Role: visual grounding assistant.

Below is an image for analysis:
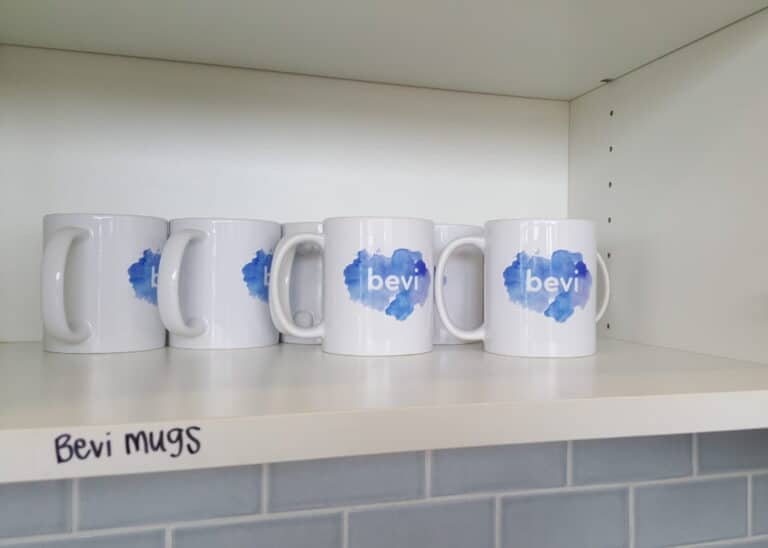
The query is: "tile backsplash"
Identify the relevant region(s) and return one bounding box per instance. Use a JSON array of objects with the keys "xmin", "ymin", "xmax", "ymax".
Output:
[{"xmin": 2, "ymin": 430, "xmax": 768, "ymax": 548}]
